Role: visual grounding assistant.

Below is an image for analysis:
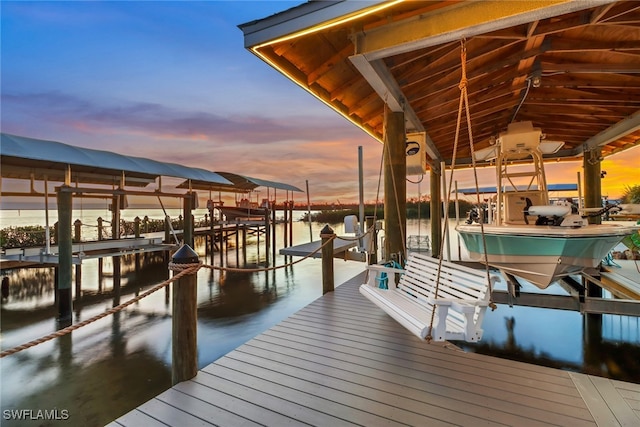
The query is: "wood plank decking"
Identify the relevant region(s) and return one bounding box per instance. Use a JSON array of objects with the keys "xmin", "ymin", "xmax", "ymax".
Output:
[{"xmin": 111, "ymin": 272, "xmax": 640, "ymax": 426}]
